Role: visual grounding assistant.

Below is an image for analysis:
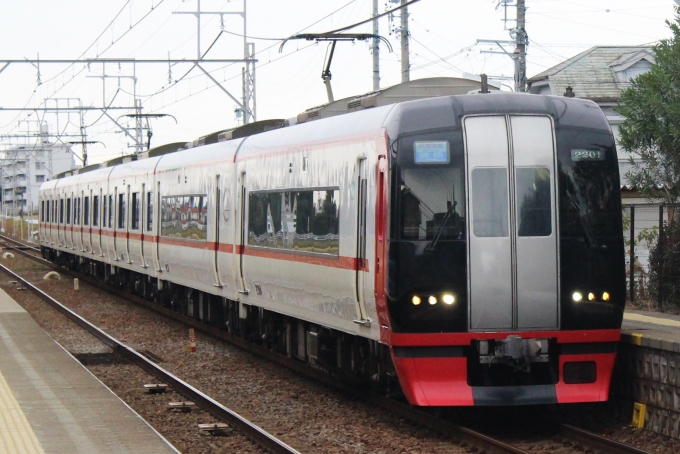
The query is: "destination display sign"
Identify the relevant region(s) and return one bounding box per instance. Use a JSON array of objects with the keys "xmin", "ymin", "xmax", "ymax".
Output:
[{"xmin": 414, "ymin": 141, "xmax": 450, "ymax": 164}]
